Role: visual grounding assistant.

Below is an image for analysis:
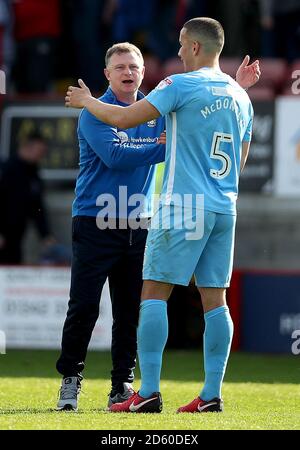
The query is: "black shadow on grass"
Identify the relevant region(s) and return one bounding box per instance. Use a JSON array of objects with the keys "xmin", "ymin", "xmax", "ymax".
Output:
[
  {"xmin": 0, "ymin": 407, "xmax": 111, "ymax": 415},
  {"xmin": 0, "ymin": 408, "xmax": 83, "ymax": 415}
]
